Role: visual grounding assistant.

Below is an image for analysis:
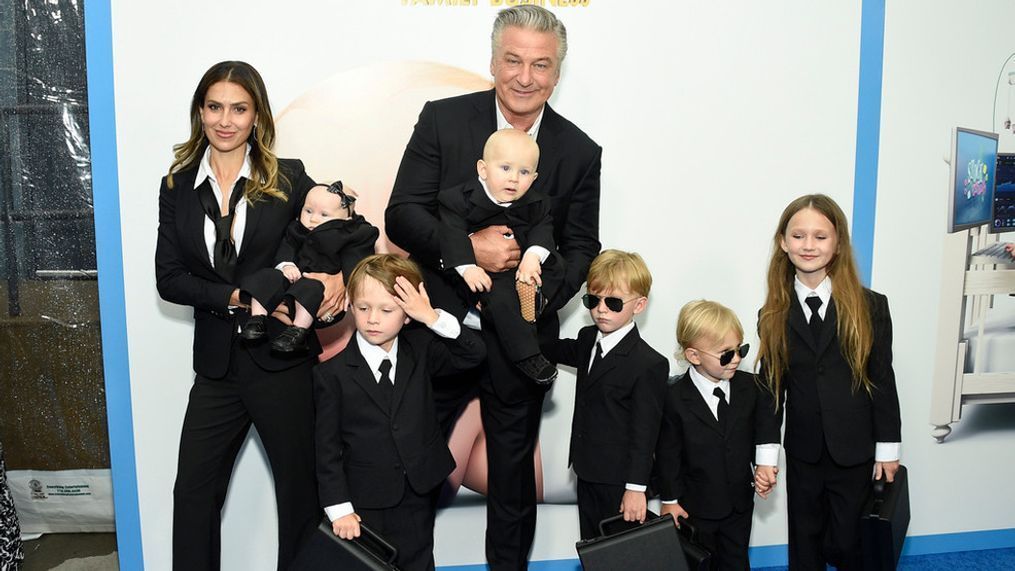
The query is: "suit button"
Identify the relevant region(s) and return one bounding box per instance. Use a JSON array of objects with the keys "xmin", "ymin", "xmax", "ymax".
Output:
[{"xmin": 392, "ymin": 424, "xmax": 399, "ymax": 431}]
